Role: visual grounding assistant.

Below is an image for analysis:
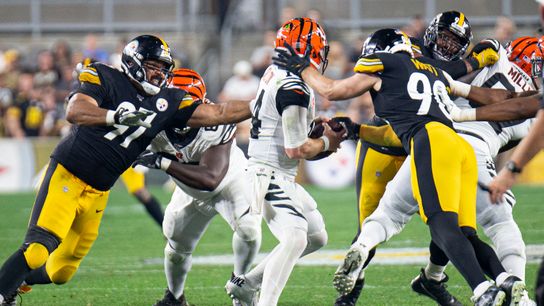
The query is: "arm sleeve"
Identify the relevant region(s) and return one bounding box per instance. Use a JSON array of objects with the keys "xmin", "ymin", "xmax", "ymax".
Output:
[
  {"xmin": 354, "ymin": 54, "xmax": 385, "ymax": 74},
  {"xmin": 358, "ymin": 124, "xmax": 402, "ymax": 147},
  {"xmin": 171, "ymin": 94, "xmax": 202, "ymax": 128},
  {"xmin": 418, "ymin": 57, "xmax": 467, "ymax": 79},
  {"xmin": 75, "ymin": 64, "xmax": 109, "ymax": 106},
  {"xmin": 282, "ymin": 105, "xmax": 309, "ymax": 149}
]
